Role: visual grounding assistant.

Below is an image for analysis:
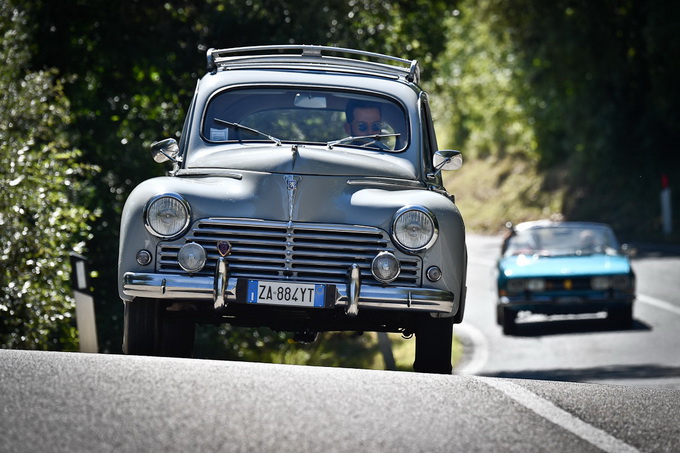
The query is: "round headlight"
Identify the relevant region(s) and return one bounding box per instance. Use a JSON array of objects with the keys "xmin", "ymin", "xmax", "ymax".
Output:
[
  {"xmin": 392, "ymin": 207, "xmax": 437, "ymax": 252},
  {"xmin": 591, "ymin": 276, "xmax": 610, "ymax": 290},
  {"xmin": 611, "ymin": 275, "xmax": 631, "ymax": 291},
  {"xmin": 506, "ymin": 279, "xmax": 526, "ymax": 293},
  {"xmin": 526, "ymin": 278, "xmax": 546, "ymax": 292},
  {"xmin": 178, "ymin": 242, "xmax": 207, "ymax": 273},
  {"xmin": 371, "ymin": 251, "xmax": 401, "ymax": 283},
  {"xmin": 145, "ymin": 194, "xmax": 190, "ymax": 238}
]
